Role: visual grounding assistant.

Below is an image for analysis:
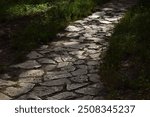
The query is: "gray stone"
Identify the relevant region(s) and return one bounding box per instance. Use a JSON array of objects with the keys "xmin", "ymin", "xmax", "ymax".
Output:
[
  {"xmin": 87, "ymin": 61, "xmax": 99, "ymax": 66},
  {"xmin": 75, "ymin": 86, "xmax": 101, "ymax": 96},
  {"xmin": 90, "ymin": 25, "xmax": 100, "ymax": 30},
  {"xmin": 88, "ymin": 44, "xmax": 100, "ymax": 49},
  {"xmin": 74, "ymin": 60, "xmax": 85, "ymax": 65},
  {"xmin": 39, "ymin": 45, "xmax": 49, "ymax": 50},
  {"xmin": 0, "ymin": 93, "xmax": 12, "ymax": 100},
  {"xmin": 38, "ymin": 58, "xmax": 56, "ymax": 64},
  {"xmin": 89, "ymin": 54, "xmax": 101, "ymax": 60},
  {"xmin": 18, "ymin": 77, "xmax": 42, "ymax": 83},
  {"xmin": 75, "ymin": 20, "xmax": 86, "ymax": 24},
  {"xmin": 51, "ymin": 41, "xmax": 64, "ymax": 46},
  {"xmin": 100, "ymin": 20, "xmax": 112, "ymax": 24},
  {"xmin": 11, "ymin": 60, "xmax": 41, "ymax": 69},
  {"xmin": 4, "ymin": 83, "xmax": 35, "ymax": 97},
  {"xmin": 27, "ymin": 51, "xmax": 43, "ymax": 59},
  {"xmin": 66, "ymin": 33, "xmax": 80, "ymax": 38},
  {"xmin": 86, "ymin": 37, "xmax": 102, "ymax": 42},
  {"xmin": 93, "ymin": 11, "xmax": 105, "ymax": 16},
  {"xmin": 61, "ymin": 56, "xmax": 74, "ymax": 62},
  {"xmin": 40, "ymin": 79, "xmax": 71, "ymax": 86},
  {"xmin": 39, "ymin": 50, "xmax": 50, "ymax": 54},
  {"xmin": 69, "ymin": 51, "xmax": 84, "ymax": 56},
  {"xmin": 83, "ymin": 33, "xmax": 92, "ymax": 38},
  {"xmin": 76, "ymin": 54, "xmax": 86, "ymax": 59},
  {"xmin": 88, "ymin": 74, "xmax": 100, "ymax": 82},
  {"xmin": 17, "ymin": 94, "xmax": 41, "ymax": 100},
  {"xmin": 44, "ymin": 71, "xmax": 72, "ymax": 80},
  {"xmin": 44, "ymin": 64, "xmax": 56, "ymax": 71},
  {"xmin": 86, "ymin": 49, "xmax": 98, "ymax": 54},
  {"xmin": 57, "ymin": 62, "xmax": 70, "ymax": 68},
  {"xmin": 86, "ymin": 29, "xmax": 97, "ymax": 35},
  {"xmin": 102, "ymin": 7, "xmax": 114, "ymax": 11},
  {"xmin": 29, "ymin": 86, "xmax": 63, "ymax": 97},
  {"xmin": 72, "ymin": 69, "xmax": 88, "ymax": 76},
  {"xmin": 47, "ymin": 92, "xmax": 77, "ymax": 100},
  {"xmin": 76, "ymin": 96, "xmax": 93, "ymax": 100},
  {"xmin": 61, "ymin": 65, "xmax": 76, "ymax": 72},
  {"xmin": 63, "ymin": 41, "xmax": 79, "ymax": 46},
  {"xmin": 54, "ymin": 57, "xmax": 63, "ymax": 63},
  {"xmin": 66, "ymin": 26, "xmax": 83, "ymax": 32},
  {"xmin": 19, "ymin": 69, "xmax": 44, "ymax": 78},
  {"xmin": 67, "ymin": 83, "xmax": 88, "ymax": 90},
  {"xmin": 88, "ymin": 14, "xmax": 100, "ymax": 19},
  {"xmin": 53, "ymin": 47, "xmax": 67, "ymax": 52},
  {"xmin": 77, "ymin": 65, "xmax": 88, "ymax": 69},
  {"xmin": 84, "ymin": 26, "xmax": 92, "ymax": 31},
  {"xmin": 66, "ymin": 44, "xmax": 85, "ymax": 50},
  {"xmin": 70, "ymin": 75, "xmax": 89, "ymax": 83},
  {"xmin": 0, "ymin": 79, "xmax": 16, "ymax": 87},
  {"xmin": 105, "ymin": 17, "xmax": 119, "ymax": 22}
]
